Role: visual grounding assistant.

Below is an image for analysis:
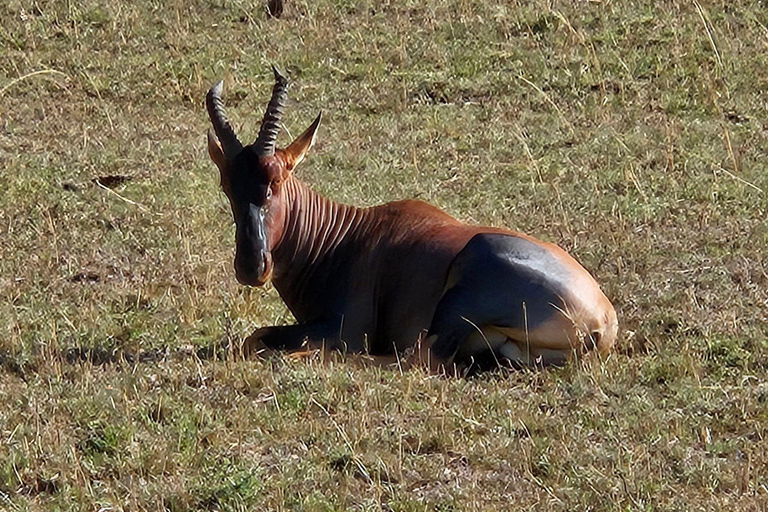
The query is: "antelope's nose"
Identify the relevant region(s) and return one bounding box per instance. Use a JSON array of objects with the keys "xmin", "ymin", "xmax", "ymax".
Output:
[{"xmin": 235, "ymin": 253, "xmax": 267, "ymax": 286}]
